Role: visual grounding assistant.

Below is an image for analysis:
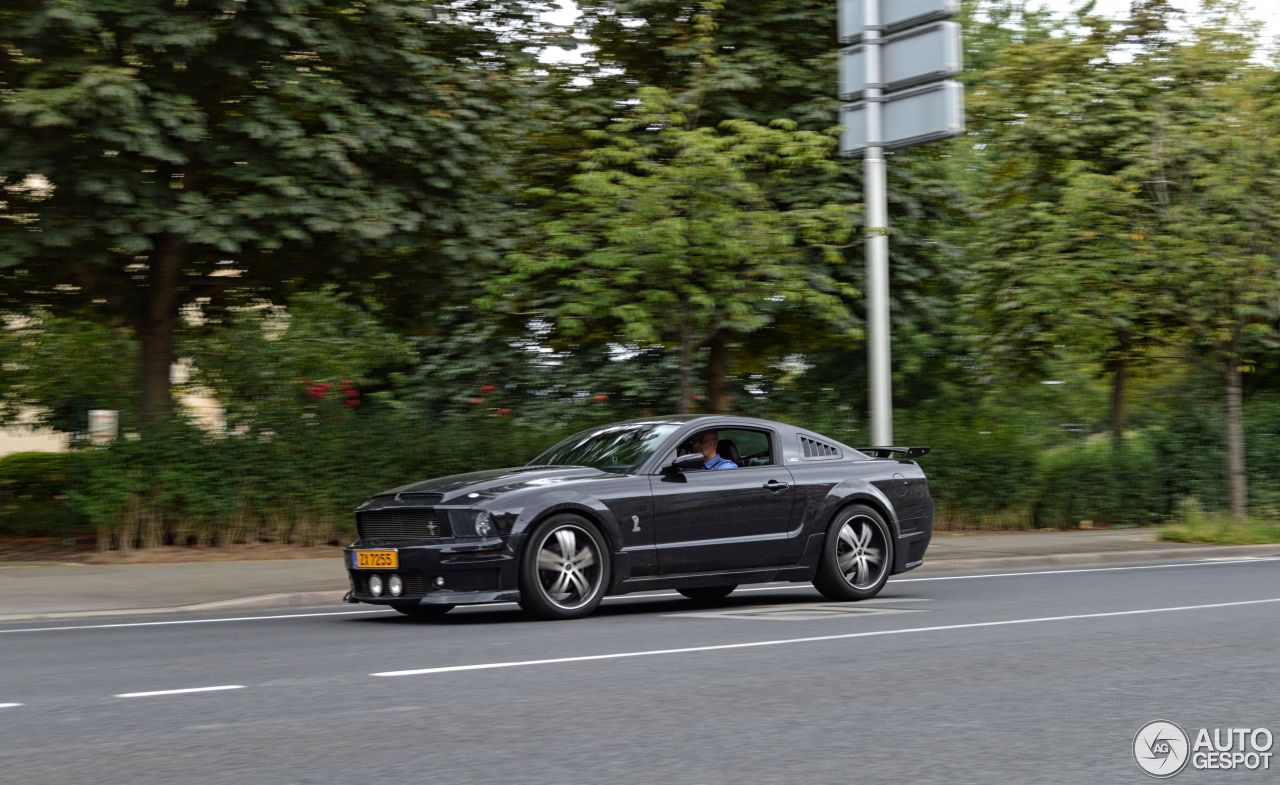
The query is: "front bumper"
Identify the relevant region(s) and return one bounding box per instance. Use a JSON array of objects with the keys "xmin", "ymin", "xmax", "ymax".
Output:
[{"xmin": 343, "ymin": 536, "xmax": 521, "ymax": 607}]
